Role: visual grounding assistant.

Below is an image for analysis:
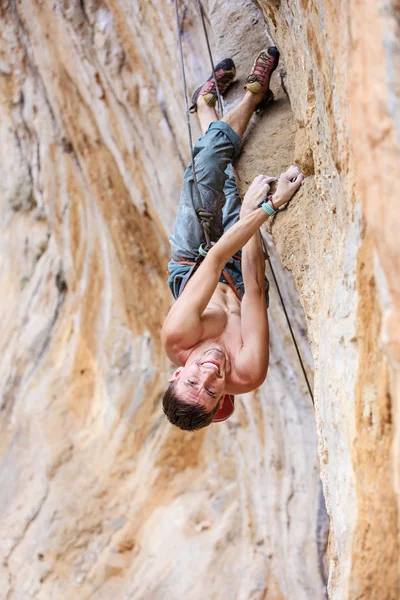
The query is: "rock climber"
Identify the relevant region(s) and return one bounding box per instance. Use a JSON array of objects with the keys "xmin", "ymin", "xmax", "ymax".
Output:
[{"xmin": 161, "ymin": 48, "xmax": 304, "ymax": 431}]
